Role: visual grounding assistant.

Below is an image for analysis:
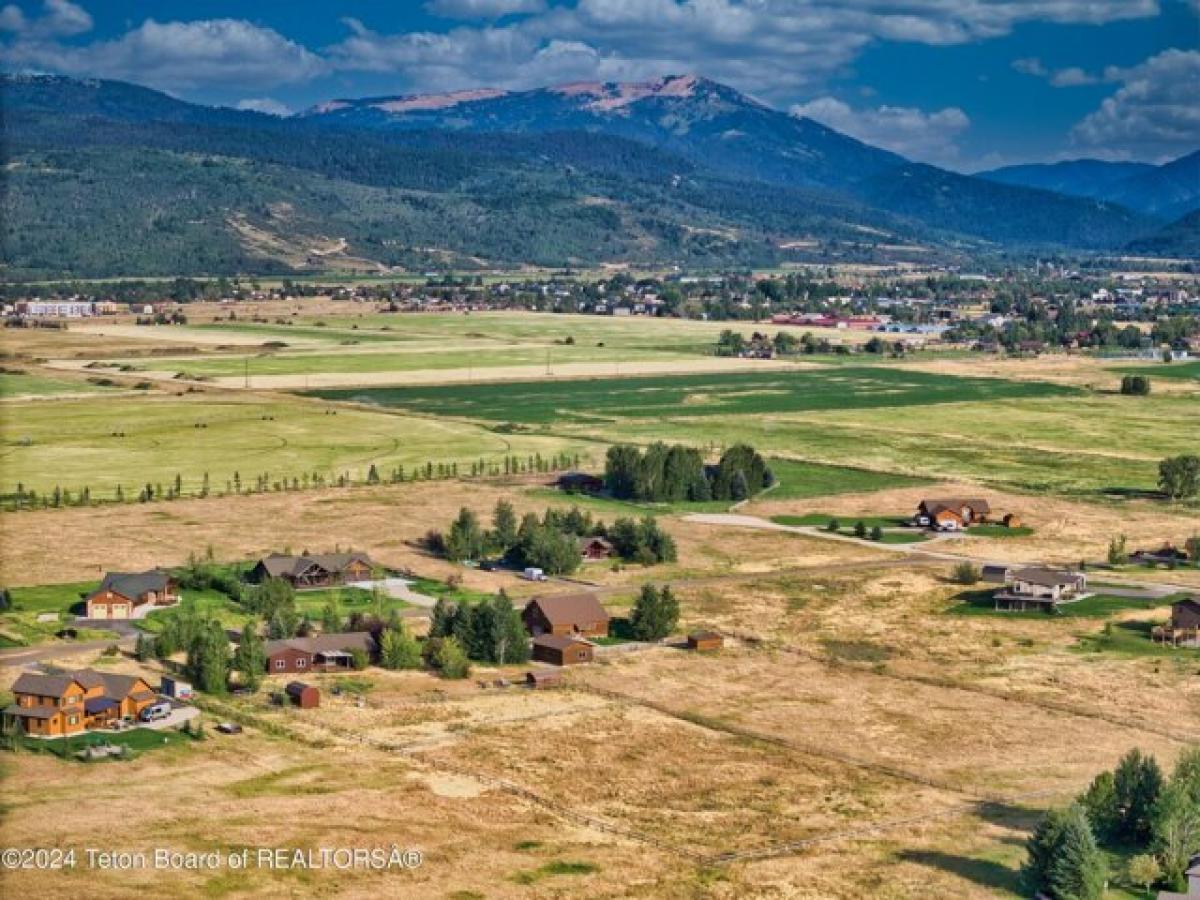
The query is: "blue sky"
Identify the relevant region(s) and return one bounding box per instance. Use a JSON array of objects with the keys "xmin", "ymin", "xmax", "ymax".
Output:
[{"xmin": 2, "ymin": 0, "xmax": 1197, "ymax": 171}]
